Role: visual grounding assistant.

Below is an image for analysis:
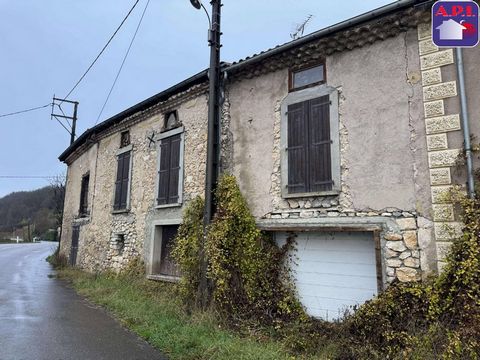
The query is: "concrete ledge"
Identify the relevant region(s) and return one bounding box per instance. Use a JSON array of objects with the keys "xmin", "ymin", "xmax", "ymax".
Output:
[
  {"xmin": 147, "ymin": 274, "xmax": 180, "ymax": 283},
  {"xmin": 256, "ymin": 217, "xmax": 397, "ymax": 232}
]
